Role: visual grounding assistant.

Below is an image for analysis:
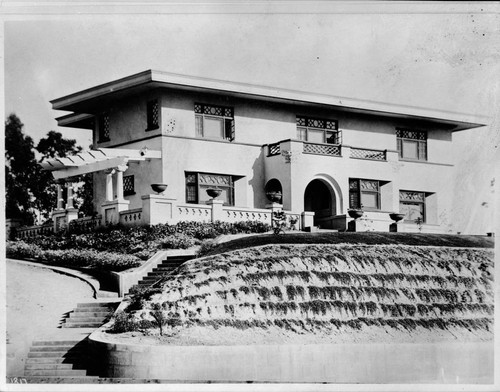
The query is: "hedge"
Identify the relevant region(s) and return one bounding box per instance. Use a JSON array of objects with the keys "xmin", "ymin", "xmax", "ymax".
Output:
[{"xmin": 6, "ymin": 240, "xmax": 141, "ymax": 272}]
